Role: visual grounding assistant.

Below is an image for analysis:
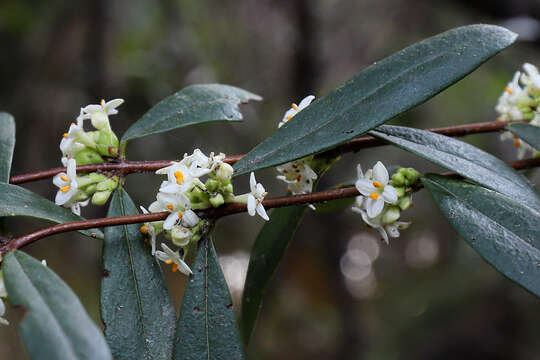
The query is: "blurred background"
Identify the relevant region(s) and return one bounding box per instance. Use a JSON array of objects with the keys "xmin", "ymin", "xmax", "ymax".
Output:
[{"xmin": 1, "ymin": 0, "xmax": 539, "ymax": 359}]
